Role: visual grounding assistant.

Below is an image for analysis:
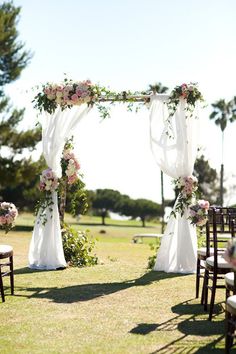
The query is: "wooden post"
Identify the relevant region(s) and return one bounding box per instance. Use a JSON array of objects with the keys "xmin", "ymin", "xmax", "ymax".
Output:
[
  {"xmin": 59, "ymin": 178, "xmax": 67, "ymax": 226},
  {"xmin": 161, "ymin": 170, "xmax": 165, "ymax": 234}
]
